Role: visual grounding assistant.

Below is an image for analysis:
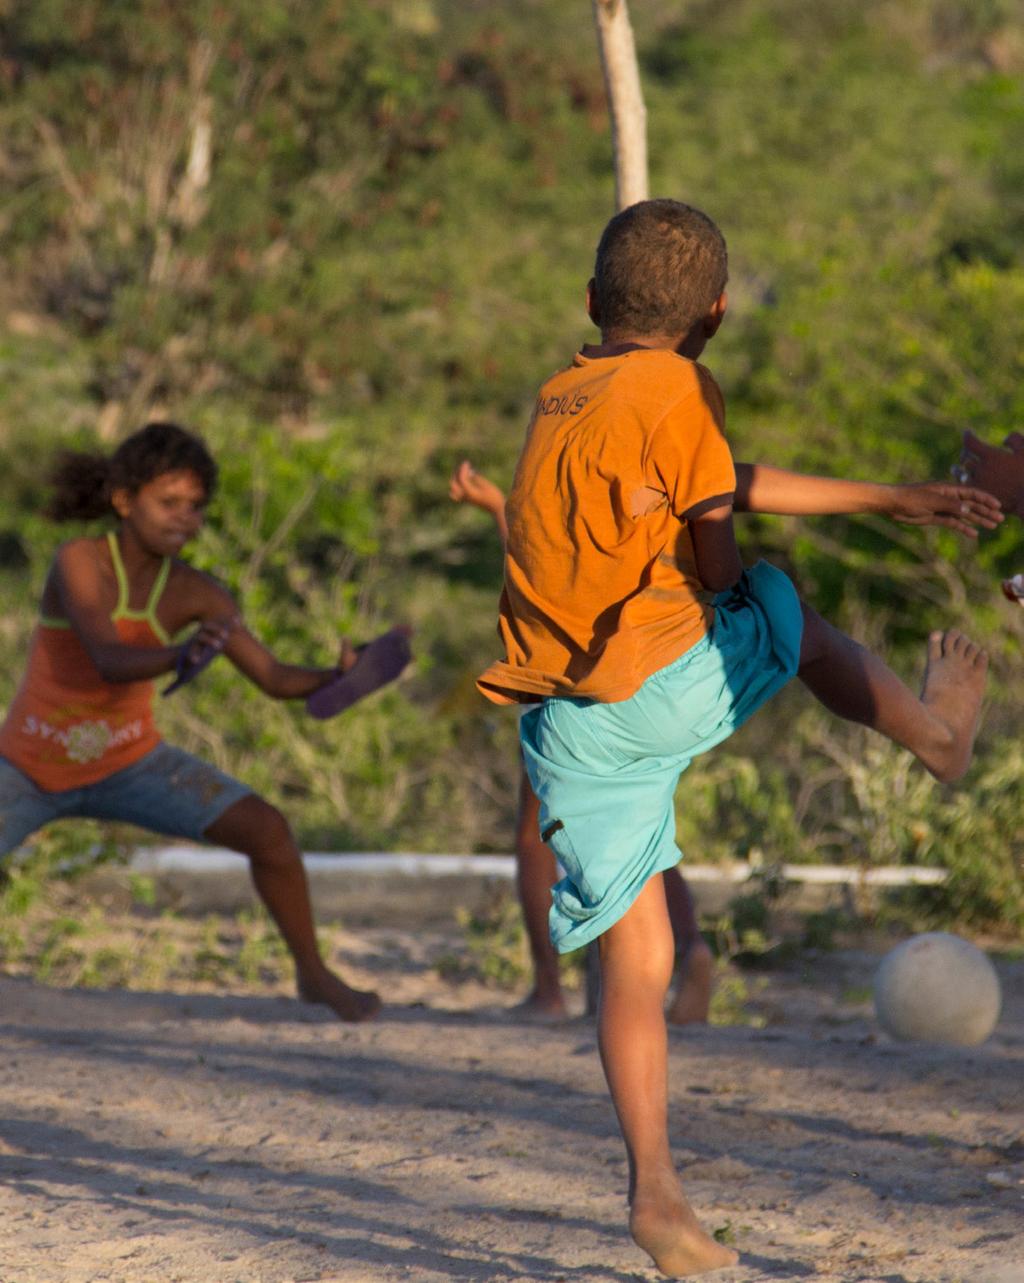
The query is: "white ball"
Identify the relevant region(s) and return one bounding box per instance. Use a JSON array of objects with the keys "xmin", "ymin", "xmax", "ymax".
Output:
[{"xmin": 873, "ymin": 932, "xmax": 1002, "ymax": 1046}]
